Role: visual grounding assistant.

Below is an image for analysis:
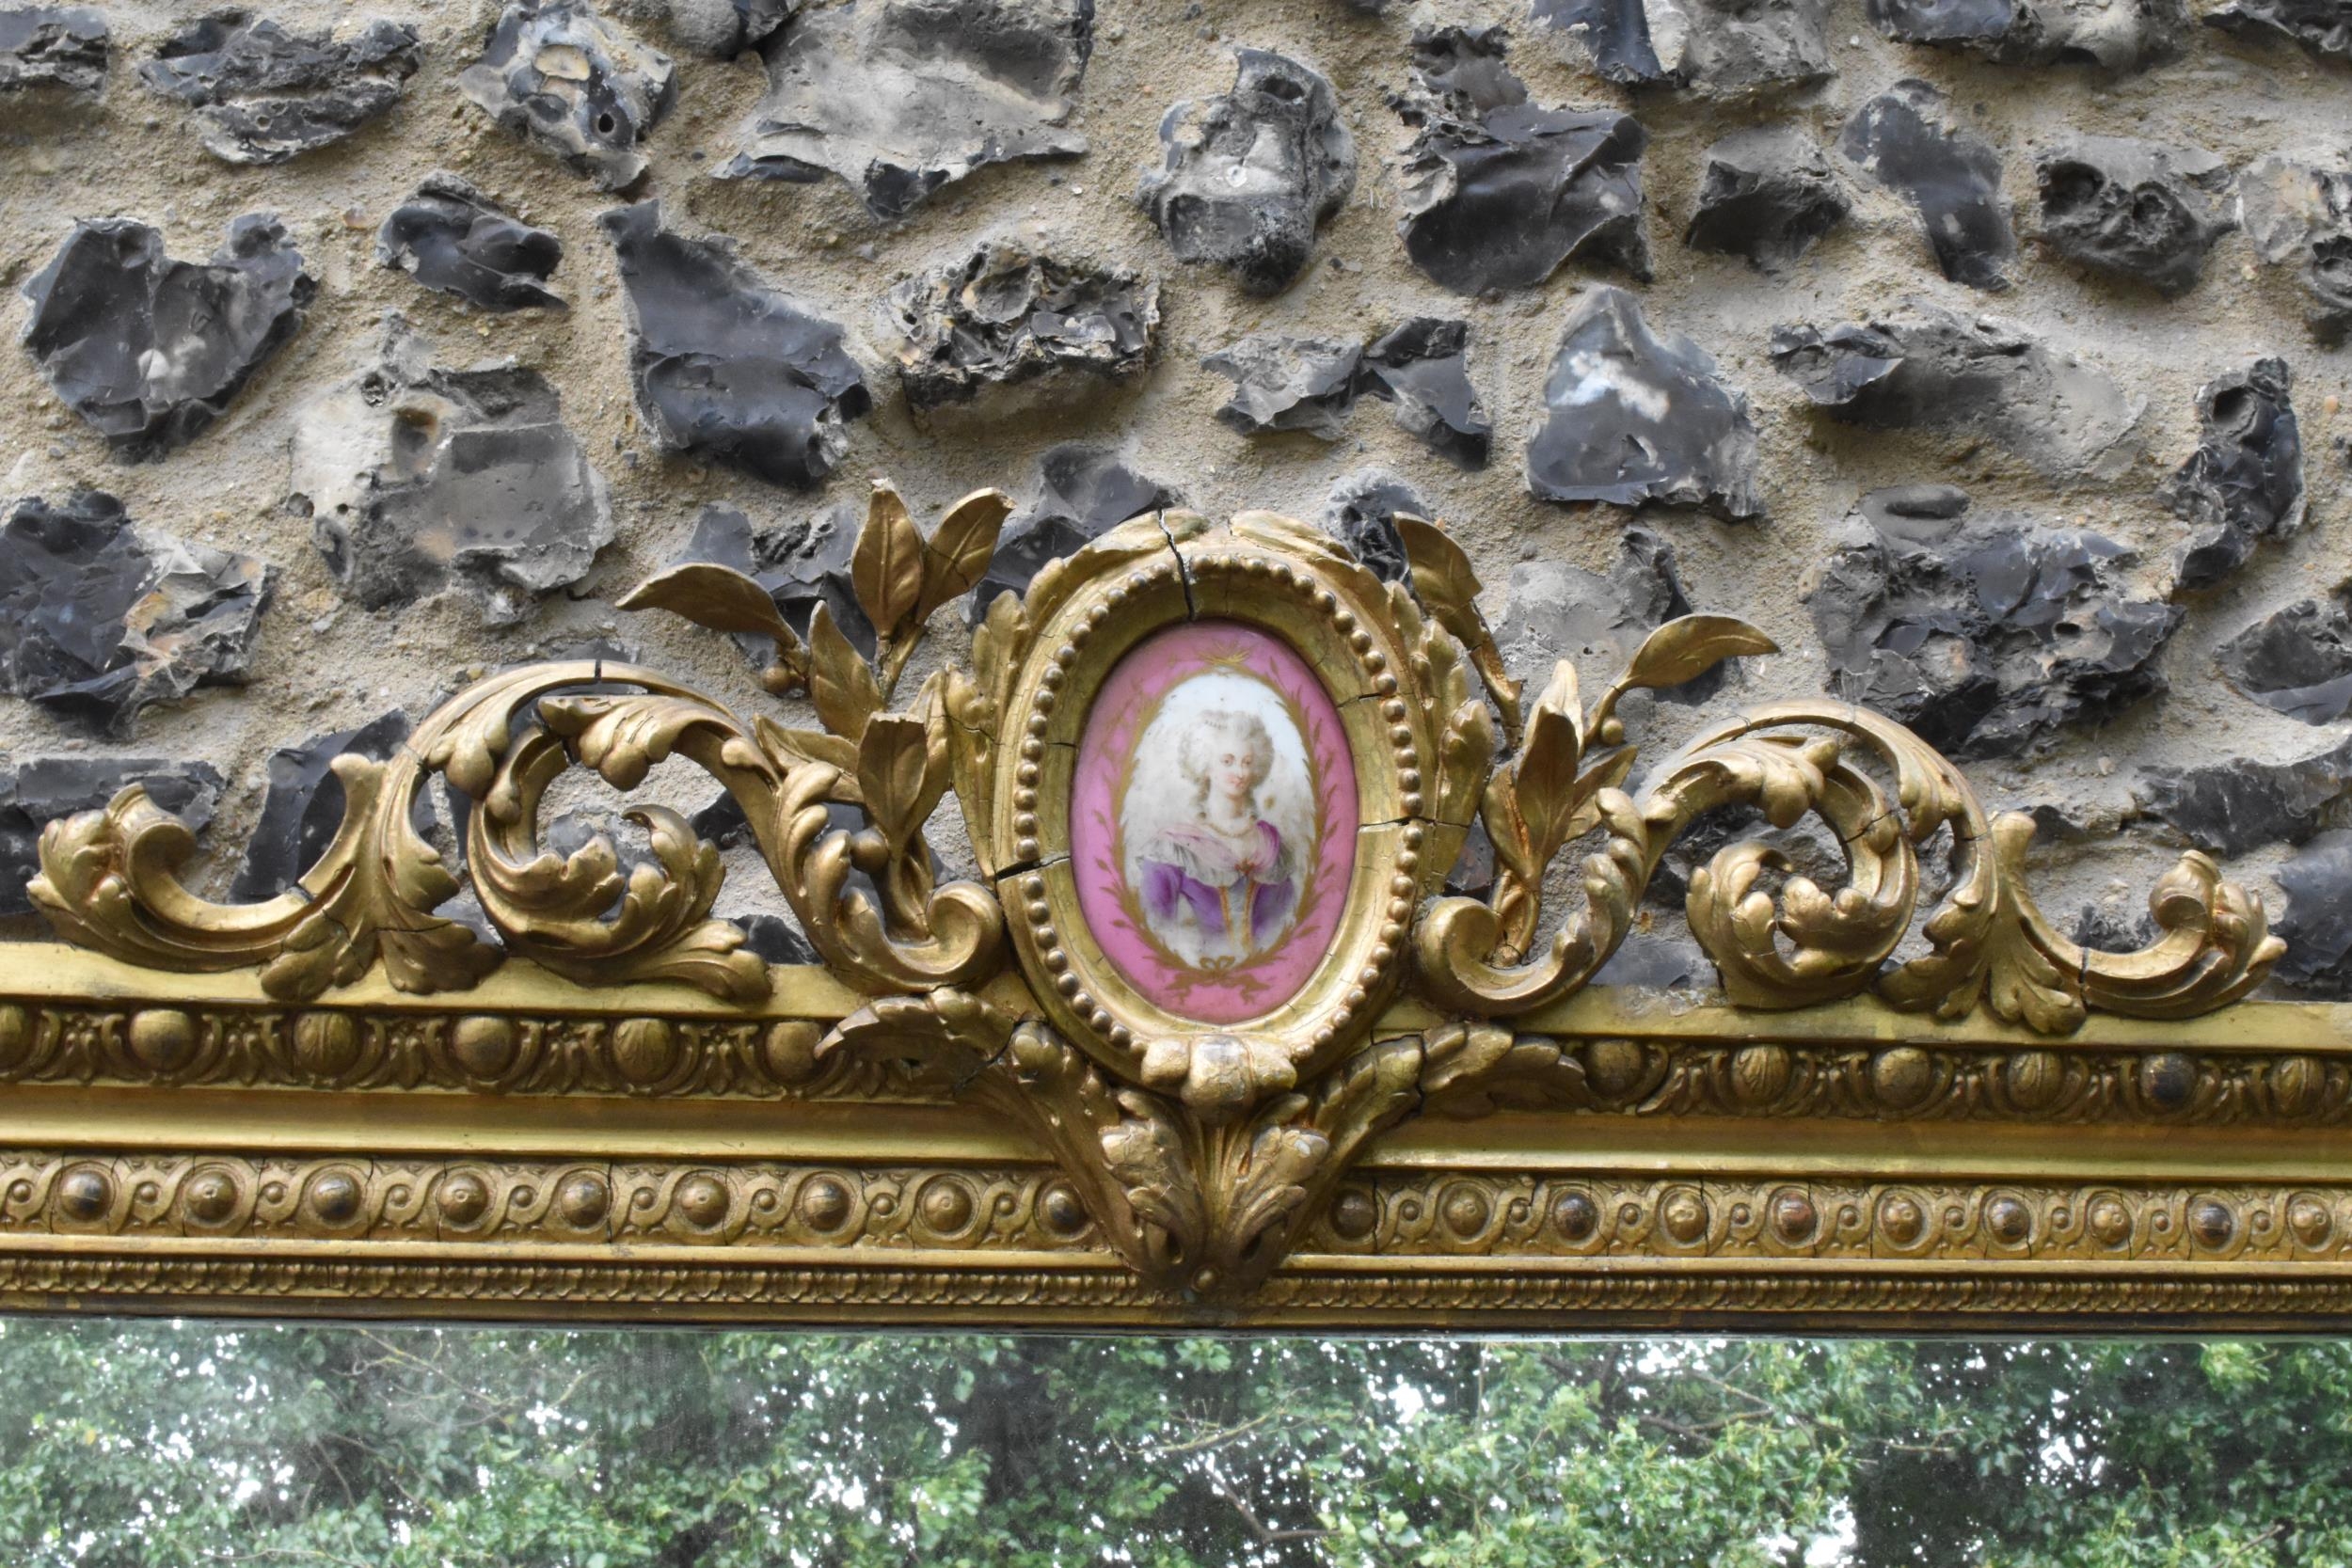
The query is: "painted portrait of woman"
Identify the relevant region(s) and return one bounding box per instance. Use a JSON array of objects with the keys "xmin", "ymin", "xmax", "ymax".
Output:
[
  {"xmin": 1073, "ymin": 622, "xmax": 1358, "ymax": 1024},
  {"xmin": 1130, "ymin": 706, "xmax": 1303, "ymax": 966}
]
